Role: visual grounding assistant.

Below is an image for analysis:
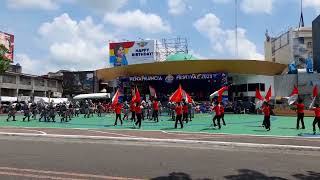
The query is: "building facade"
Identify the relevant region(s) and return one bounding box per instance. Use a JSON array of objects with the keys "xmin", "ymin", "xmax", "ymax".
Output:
[
  {"xmin": 47, "ymin": 70, "xmax": 99, "ymax": 98},
  {"xmin": 313, "ymin": 15, "xmax": 320, "ymax": 72},
  {"xmin": 265, "ymin": 27, "xmax": 313, "ymax": 67},
  {"xmin": 0, "ymin": 64, "xmax": 63, "ymax": 101}
]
